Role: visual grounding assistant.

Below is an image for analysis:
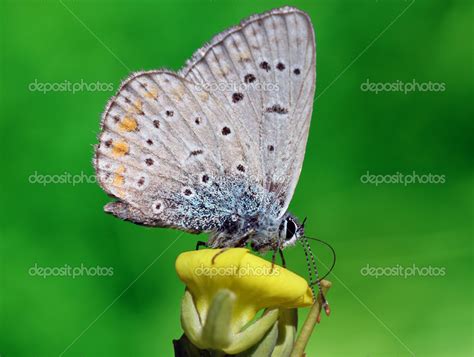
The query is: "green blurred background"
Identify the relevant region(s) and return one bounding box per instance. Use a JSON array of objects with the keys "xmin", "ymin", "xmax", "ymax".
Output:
[{"xmin": 1, "ymin": 0, "xmax": 472, "ymax": 356}]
